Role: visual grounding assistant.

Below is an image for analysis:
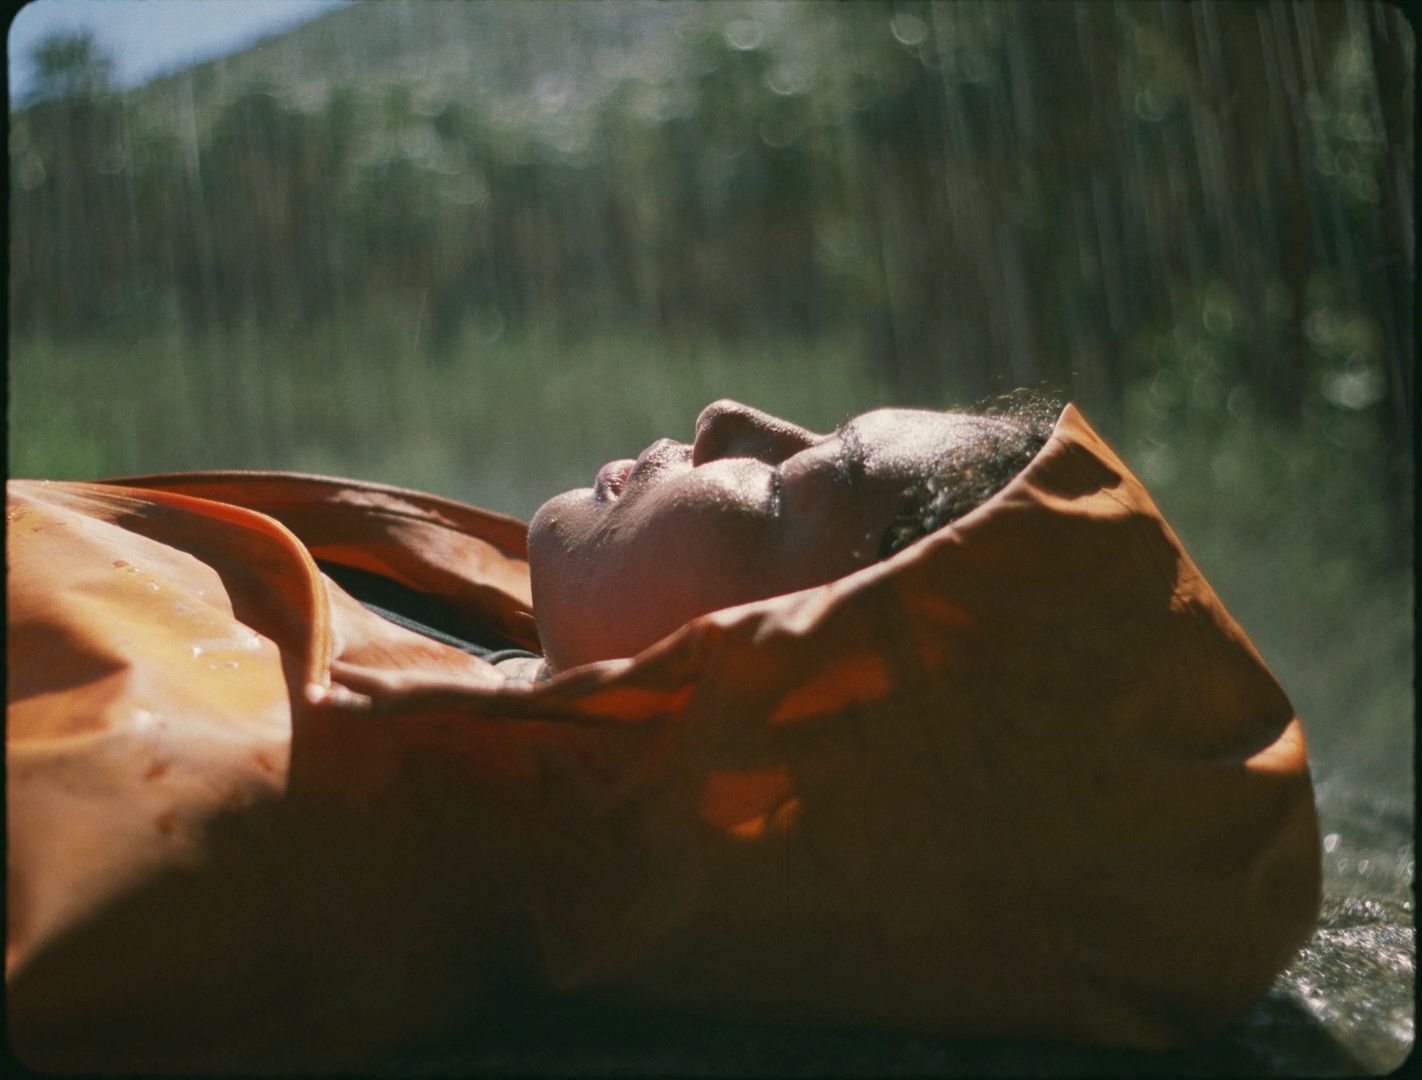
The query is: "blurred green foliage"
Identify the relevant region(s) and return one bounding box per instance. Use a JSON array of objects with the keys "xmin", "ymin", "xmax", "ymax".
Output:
[{"xmin": 7, "ymin": 1, "xmax": 1413, "ymax": 797}]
